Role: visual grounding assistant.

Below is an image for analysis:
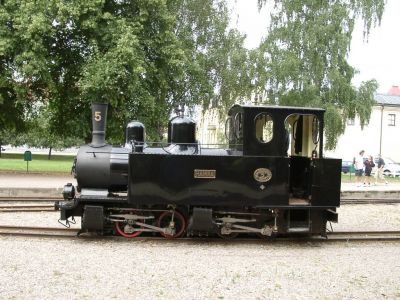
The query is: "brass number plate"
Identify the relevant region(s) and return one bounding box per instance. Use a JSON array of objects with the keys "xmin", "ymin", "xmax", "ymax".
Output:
[{"xmin": 194, "ymin": 169, "xmax": 216, "ymax": 179}]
